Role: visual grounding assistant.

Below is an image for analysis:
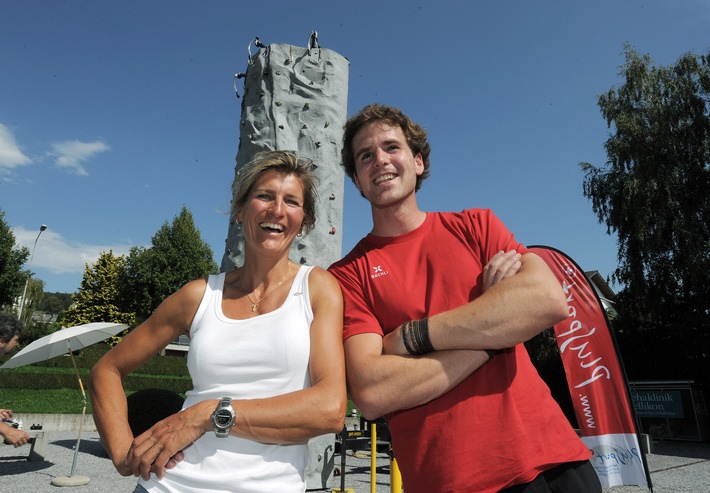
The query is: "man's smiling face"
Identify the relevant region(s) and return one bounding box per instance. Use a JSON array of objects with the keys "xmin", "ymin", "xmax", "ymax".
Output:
[{"xmin": 351, "ymin": 122, "xmax": 424, "ymax": 208}]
